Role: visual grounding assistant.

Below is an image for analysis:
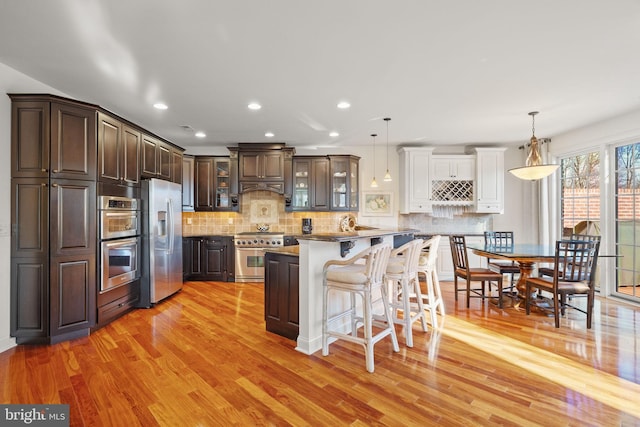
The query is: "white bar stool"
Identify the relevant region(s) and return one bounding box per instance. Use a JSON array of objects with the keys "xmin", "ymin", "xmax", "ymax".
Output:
[
  {"xmin": 322, "ymin": 243, "xmax": 399, "ymax": 373},
  {"xmin": 386, "ymin": 239, "xmax": 428, "ymax": 347},
  {"xmin": 417, "ymin": 235, "xmax": 445, "ymax": 329}
]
